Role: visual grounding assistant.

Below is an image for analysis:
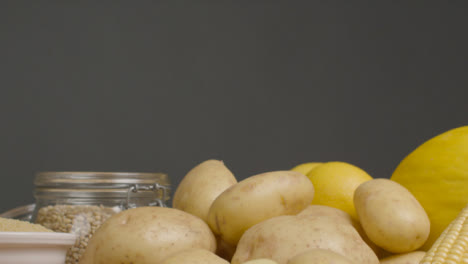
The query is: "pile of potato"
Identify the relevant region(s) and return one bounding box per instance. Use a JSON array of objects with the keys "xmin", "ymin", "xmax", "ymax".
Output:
[{"xmin": 78, "ymin": 160, "xmax": 431, "ymax": 264}]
